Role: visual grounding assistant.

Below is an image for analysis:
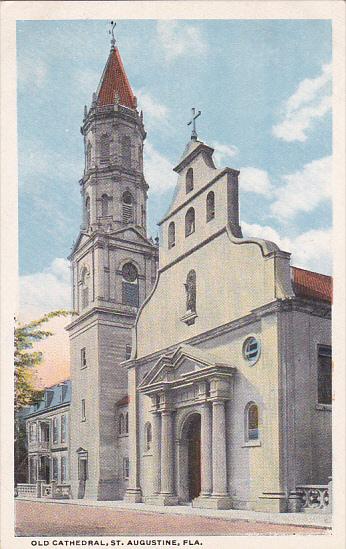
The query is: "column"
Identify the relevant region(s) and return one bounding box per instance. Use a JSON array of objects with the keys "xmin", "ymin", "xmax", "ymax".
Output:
[
  {"xmin": 160, "ymin": 411, "xmax": 174, "ymax": 495},
  {"xmin": 212, "ymin": 400, "xmax": 228, "ymax": 496},
  {"xmin": 200, "ymin": 403, "xmax": 212, "ymax": 496},
  {"xmin": 151, "ymin": 411, "xmax": 161, "ymax": 494}
]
